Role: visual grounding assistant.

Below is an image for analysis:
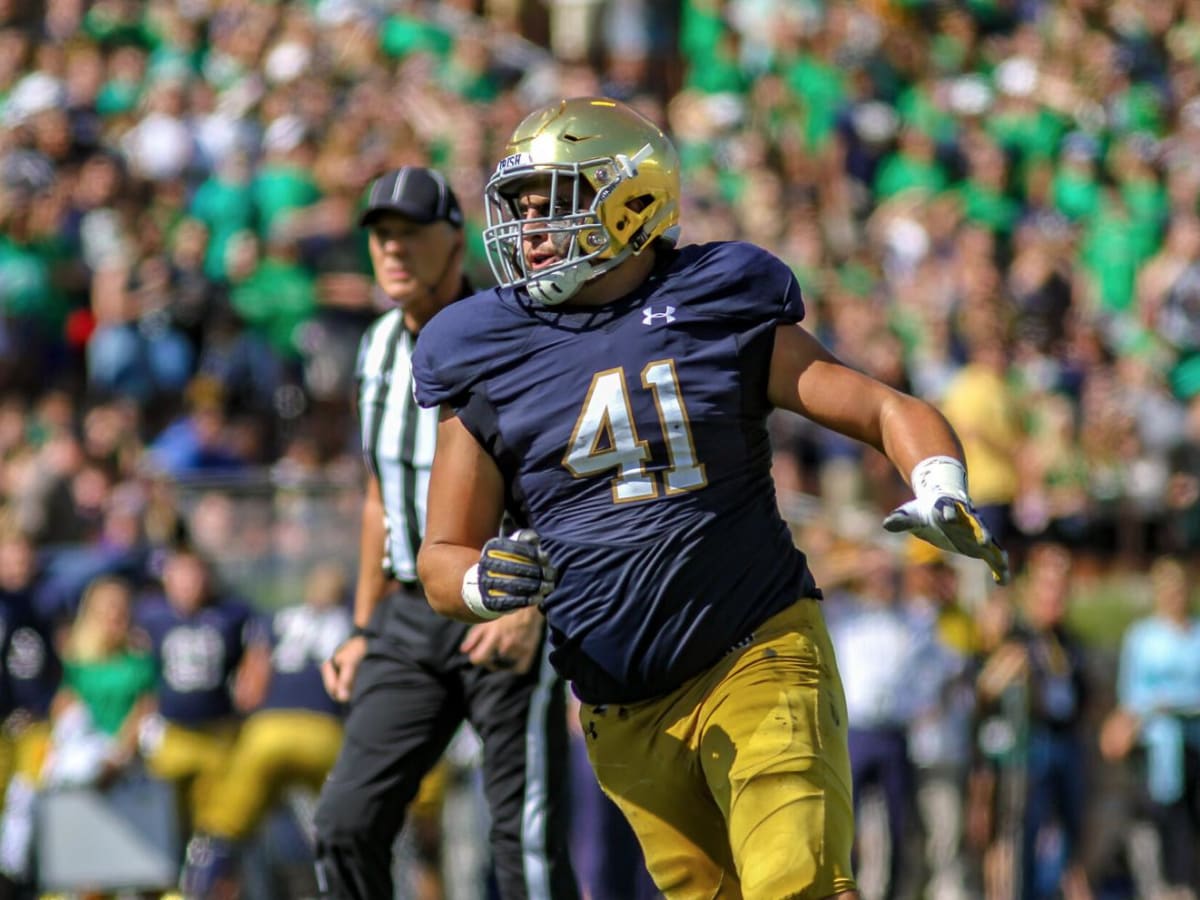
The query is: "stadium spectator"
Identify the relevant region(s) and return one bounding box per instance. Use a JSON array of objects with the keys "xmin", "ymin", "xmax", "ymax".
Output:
[
  {"xmin": 902, "ymin": 540, "xmax": 980, "ymax": 900},
  {"xmin": 828, "ymin": 546, "xmax": 934, "ymax": 899},
  {"xmin": 1104, "ymin": 556, "xmax": 1200, "ymax": 896},
  {"xmin": 977, "ymin": 542, "xmax": 1091, "ymax": 900},
  {"xmin": 42, "ymin": 573, "xmax": 155, "ymax": 789},
  {"xmin": 0, "ymin": 528, "xmax": 60, "ymax": 892},
  {"xmin": 143, "ymin": 377, "xmax": 252, "ymax": 478}
]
